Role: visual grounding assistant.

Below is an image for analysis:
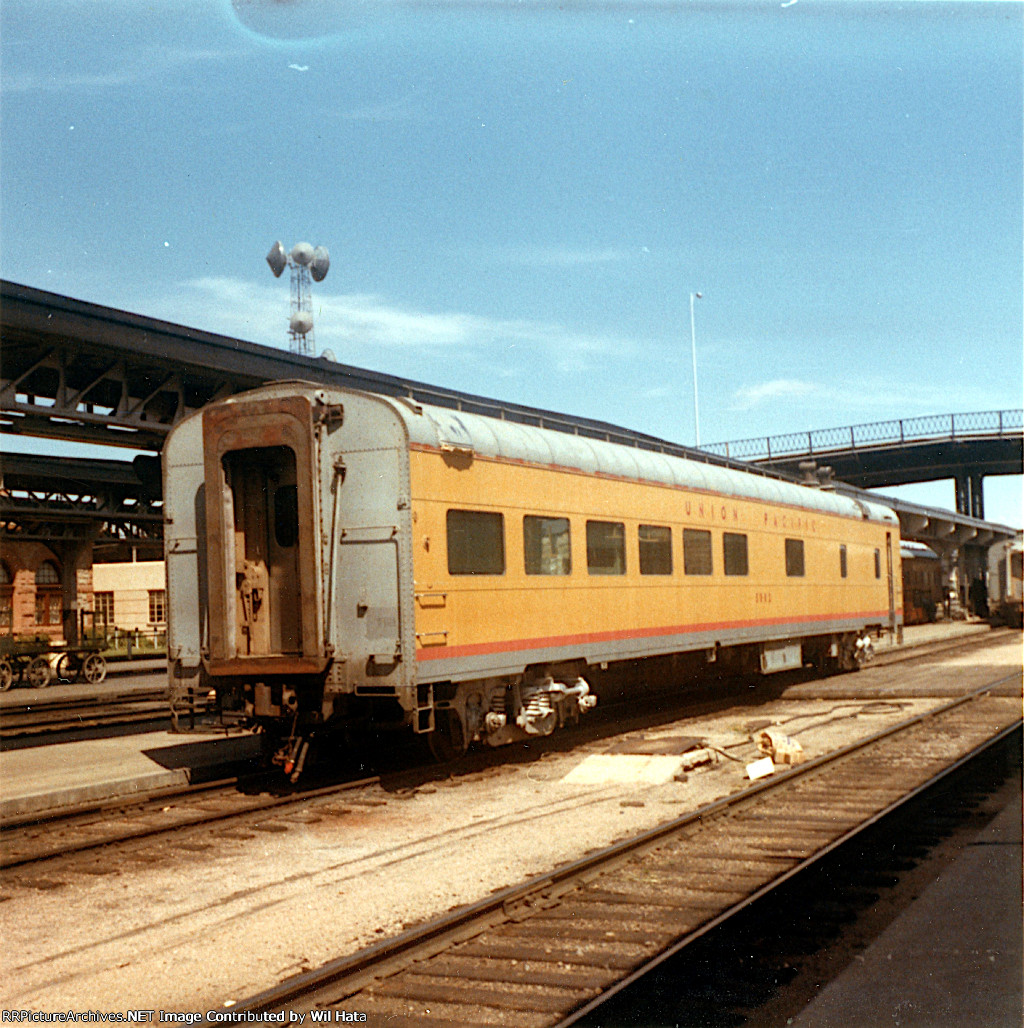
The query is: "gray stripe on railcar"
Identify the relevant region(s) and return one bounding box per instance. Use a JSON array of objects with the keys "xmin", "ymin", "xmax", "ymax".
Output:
[{"xmin": 415, "ymin": 615, "xmax": 893, "ymax": 682}]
